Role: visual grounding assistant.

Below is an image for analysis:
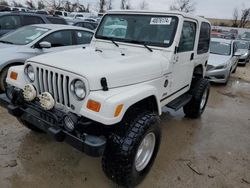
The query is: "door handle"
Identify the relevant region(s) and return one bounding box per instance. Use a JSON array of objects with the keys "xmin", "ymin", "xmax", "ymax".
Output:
[{"xmin": 190, "ymin": 53, "xmax": 194, "ymax": 61}]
